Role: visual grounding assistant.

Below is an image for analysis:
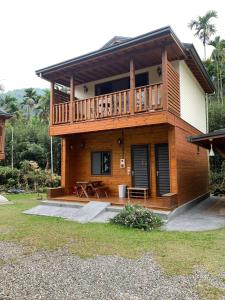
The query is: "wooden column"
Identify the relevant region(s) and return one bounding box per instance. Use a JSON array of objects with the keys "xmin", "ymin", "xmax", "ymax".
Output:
[
  {"xmin": 61, "ymin": 137, "xmax": 70, "ymax": 193},
  {"xmin": 162, "ymin": 48, "xmax": 168, "ymax": 111},
  {"xmin": 168, "ymin": 126, "xmax": 178, "ymax": 194},
  {"xmin": 129, "ymin": 59, "xmax": 135, "ymax": 114},
  {"xmin": 50, "ymin": 81, "xmax": 55, "ymax": 126},
  {"xmin": 70, "ymin": 76, "xmax": 75, "ymax": 123}
]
